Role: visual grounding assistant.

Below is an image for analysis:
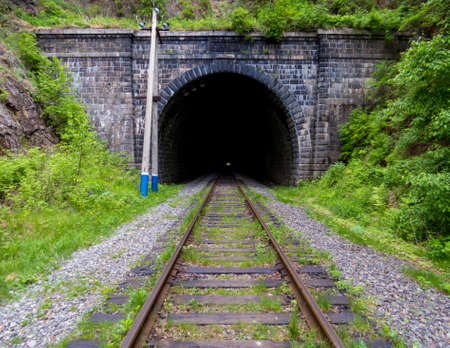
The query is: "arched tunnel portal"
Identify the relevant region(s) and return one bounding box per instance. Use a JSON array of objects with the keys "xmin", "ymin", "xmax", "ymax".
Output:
[{"xmin": 158, "ymin": 70, "xmax": 300, "ymax": 185}]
